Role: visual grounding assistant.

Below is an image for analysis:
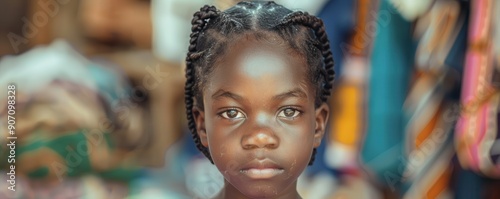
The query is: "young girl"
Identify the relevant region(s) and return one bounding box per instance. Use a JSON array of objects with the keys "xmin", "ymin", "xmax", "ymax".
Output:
[{"xmin": 184, "ymin": 1, "xmax": 335, "ymax": 198}]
